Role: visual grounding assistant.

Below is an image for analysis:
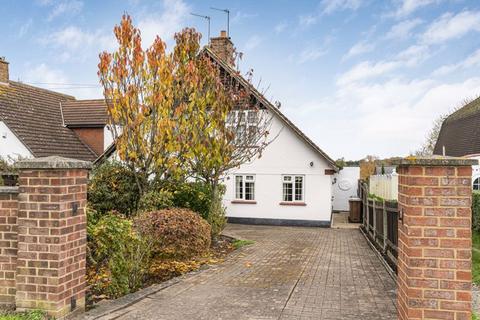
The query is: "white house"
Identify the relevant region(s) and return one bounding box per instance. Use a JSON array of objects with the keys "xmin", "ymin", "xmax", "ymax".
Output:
[{"xmin": 206, "ymin": 32, "xmax": 338, "ymax": 226}]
